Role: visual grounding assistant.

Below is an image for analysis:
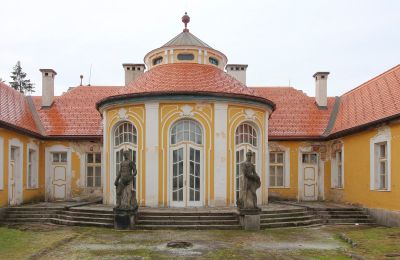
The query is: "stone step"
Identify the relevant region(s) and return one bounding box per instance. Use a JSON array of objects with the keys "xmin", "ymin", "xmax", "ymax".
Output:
[
  {"xmin": 138, "ymin": 211, "xmax": 236, "ymax": 217},
  {"xmin": 68, "ymin": 208, "xmax": 113, "ymax": 214},
  {"xmin": 58, "ymin": 215, "xmax": 114, "ymax": 224},
  {"xmin": 4, "ymin": 218, "xmax": 50, "ymax": 223},
  {"xmin": 7, "ymin": 207, "xmax": 64, "ymax": 212},
  {"xmin": 260, "ymin": 215, "xmax": 315, "ymax": 224},
  {"xmin": 139, "ymin": 215, "xmax": 237, "ymax": 221},
  {"xmin": 6, "ymin": 213, "xmax": 57, "ymax": 219},
  {"xmin": 261, "ymin": 209, "xmax": 307, "ymax": 214},
  {"xmin": 327, "ymin": 214, "xmax": 370, "ymax": 219},
  {"xmin": 64, "ymin": 211, "xmax": 113, "ymax": 218},
  {"xmin": 50, "ymin": 218, "xmax": 113, "ymax": 228},
  {"xmin": 137, "ymin": 219, "xmax": 239, "ymax": 225},
  {"xmin": 315, "ymin": 208, "xmax": 364, "ymax": 213},
  {"xmin": 260, "ymin": 212, "xmax": 312, "ymax": 219},
  {"xmin": 327, "ymin": 218, "xmax": 375, "ymax": 224},
  {"xmin": 136, "ymin": 224, "xmax": 242, "ymax": 230},
  {"xmin": 261, "ymin": 219, "xmax": 322, "ymax": 229}
]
